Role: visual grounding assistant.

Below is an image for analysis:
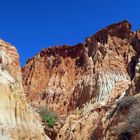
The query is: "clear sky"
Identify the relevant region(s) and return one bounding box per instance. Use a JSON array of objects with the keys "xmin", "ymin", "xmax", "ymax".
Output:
[{"xmin": 0, "ymin": 0, "xmax": 139, "ymax": 66}]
